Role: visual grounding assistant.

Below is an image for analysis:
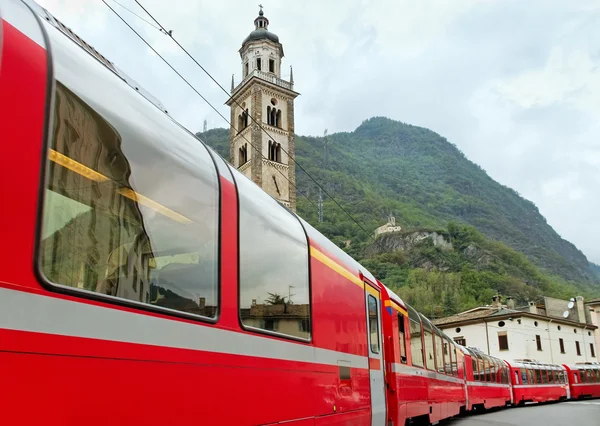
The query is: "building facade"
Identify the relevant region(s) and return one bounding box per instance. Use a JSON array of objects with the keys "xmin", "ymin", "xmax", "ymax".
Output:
[
  {"xmin": 586, "ymin": 299, "xmax": 600, "ymax": 362},
  {"xmin": 433, "ymin": 296, "xmax": 599, "ymax": 365},
  {"xmin": 374, "ymin": 215, "xmax": 402, "ymax": 237},
  {"xmin": 226, "ymin": 7, "xmax": 299, "ymax": 210}
]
